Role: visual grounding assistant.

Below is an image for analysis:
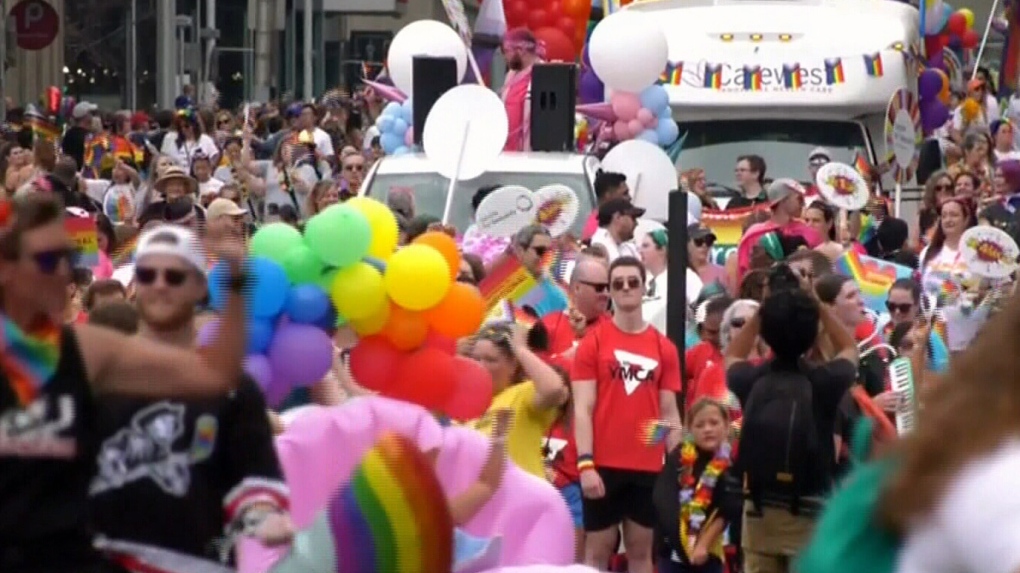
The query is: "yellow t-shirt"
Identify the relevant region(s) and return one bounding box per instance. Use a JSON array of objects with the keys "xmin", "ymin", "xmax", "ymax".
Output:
[{"xmin": 473, "ymin": 381, "xmax": 558, "ymax": 479}]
